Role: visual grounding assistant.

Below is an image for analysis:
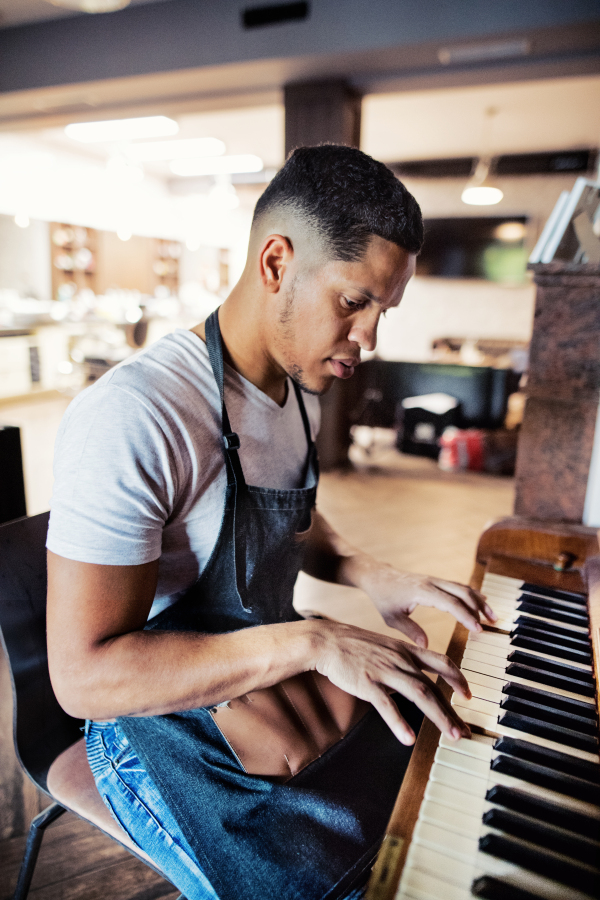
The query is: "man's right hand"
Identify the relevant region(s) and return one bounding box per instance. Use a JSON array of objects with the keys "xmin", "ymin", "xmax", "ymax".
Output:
[{"xmin": 311, "ymin": 620, "xmax": 471, "ymax": 745}]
